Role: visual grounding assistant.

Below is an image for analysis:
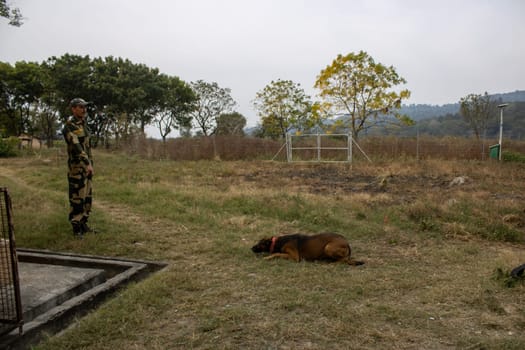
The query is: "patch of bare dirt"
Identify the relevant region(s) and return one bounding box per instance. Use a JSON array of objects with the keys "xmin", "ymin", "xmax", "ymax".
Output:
[{"xmin": 243, "ymin": 165, "xmax": 469, "ymax": 199}]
